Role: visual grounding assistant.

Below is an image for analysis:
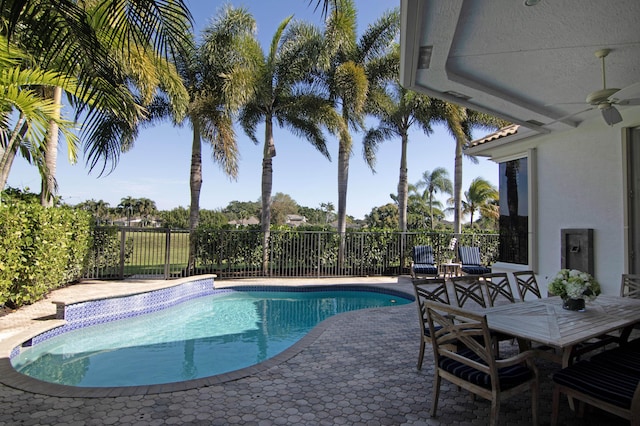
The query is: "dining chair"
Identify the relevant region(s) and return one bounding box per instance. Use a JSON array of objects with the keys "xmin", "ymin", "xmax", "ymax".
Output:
[
  {"xmin": 424, "ymin": 301, "xmax": 539, "ymax": 426},
  {"xmin": 621, "ymin": 274, "xmax": 640, "ymax": 298},
  {"xmin": 482, "ymin": 272, "xmax": 516, "ymax": 306},
  {"xmin": 411, "ymin": 277, "xmax": 451, "ymax": 370},
  {"xmin": 512, "ymin": 270, "xmax": 543, "ymax": 300},
  {"xmin": 450, "ymin": 275, "xmax": 487, "ymax": 308},
  {"xmin": 551, "ymin": 358, "xmax": 640, "ymax": 426},
  {"xmin": 619, "ymin": 274, "xmax": 640, "ymax": 343}
]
